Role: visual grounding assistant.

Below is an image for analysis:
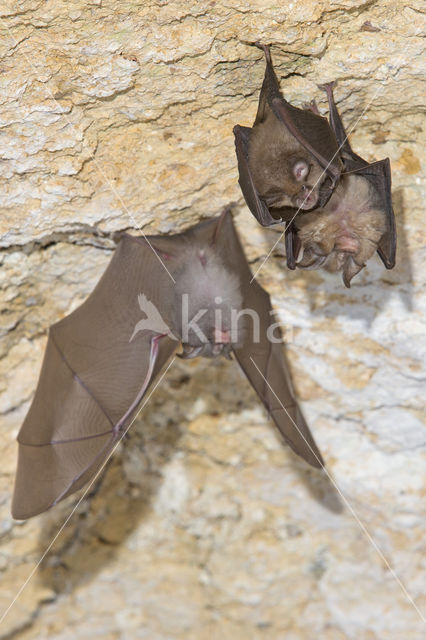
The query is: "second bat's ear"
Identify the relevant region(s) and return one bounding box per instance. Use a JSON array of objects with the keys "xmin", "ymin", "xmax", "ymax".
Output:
[
  {"xmin": 138, "ymin": 235, "xmax": 184, "ymax": 262},
  {"xmin": 127, "ymin": 233, "xmax": 177, "ymax": 261}
]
